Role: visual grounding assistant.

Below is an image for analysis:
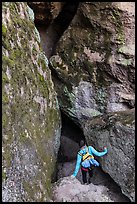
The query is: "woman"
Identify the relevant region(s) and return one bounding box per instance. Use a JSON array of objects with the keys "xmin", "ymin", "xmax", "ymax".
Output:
[{"xmin": 72, "ymin": 140, "xmax": 108, "ymax": 184}]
